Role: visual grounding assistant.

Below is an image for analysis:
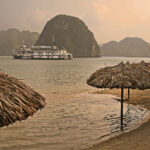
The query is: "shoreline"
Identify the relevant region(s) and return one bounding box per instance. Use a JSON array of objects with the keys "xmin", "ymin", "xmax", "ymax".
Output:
[{"xmin": 84, "ymin": 89, "xmax": 150, "ymax": 150}]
